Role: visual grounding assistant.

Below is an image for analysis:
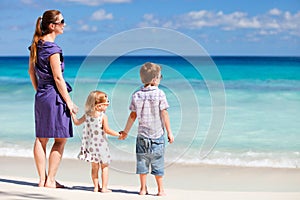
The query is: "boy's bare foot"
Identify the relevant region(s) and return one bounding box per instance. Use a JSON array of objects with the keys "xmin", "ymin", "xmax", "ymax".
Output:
[{"xmin": 101, "ymin": 188, "xmax": 112, "ymax": 193}]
